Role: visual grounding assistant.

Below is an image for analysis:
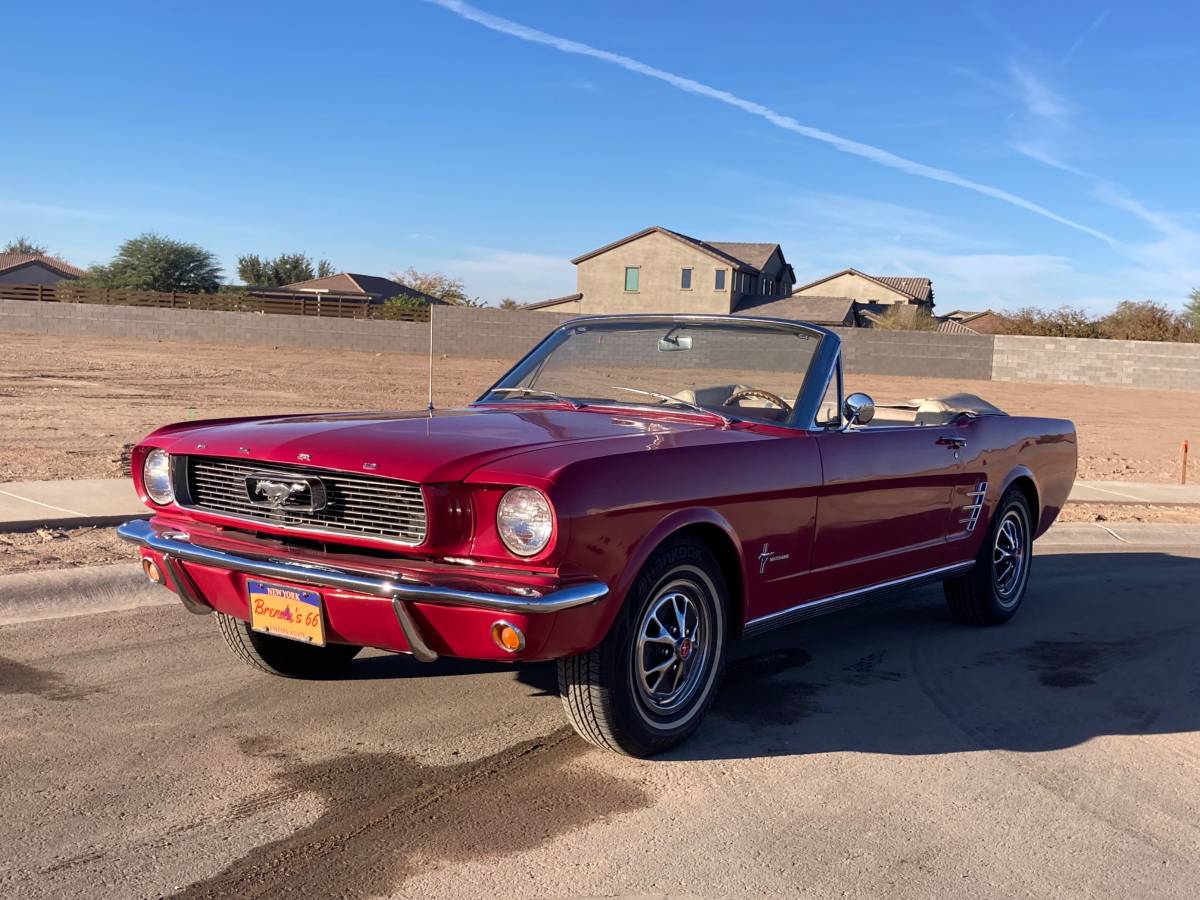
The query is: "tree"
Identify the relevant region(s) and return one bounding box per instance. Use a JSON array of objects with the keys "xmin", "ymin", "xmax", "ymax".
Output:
[
  {"xmin": 392, "ymin": 266, "xmax": 482, "ymax": 305},
  {"xmin": 1186, "ymin": 288, "xmax": 1200, "ymax": 331},
  {"xmin": 237, "ymin": 254, "xmax": 272, "ymax": 286},
  {"xmin": 85, "ymin": 233, "xmax": 221, "ymax": 293},
  {"xmin": 236, "ymin": 252, "xmax": 335, "ymax": 287},
  {"xmin": 3, "ymin": 236, "xmax": 49, "ymax": 255},
  {"xmin": 498, "ymin": 298, "xmax": 521, "ymax": 310}
]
